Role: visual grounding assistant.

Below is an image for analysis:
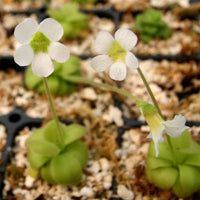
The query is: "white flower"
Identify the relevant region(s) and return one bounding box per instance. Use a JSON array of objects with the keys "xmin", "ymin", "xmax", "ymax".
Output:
[
  {"xmin": 140, "ymin": 102, "xmax": 189, "ymax": 157},
  {"xmin": 91, "ymin": 28, "xmax": 139, "ymax": 81},
  {"xmin": 146, "ymin": 113, "xmax": 189, "ymax": 157},
  {"xmin": 14, "ymin": 18, "xmax": 70, "ymax": 77}
]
